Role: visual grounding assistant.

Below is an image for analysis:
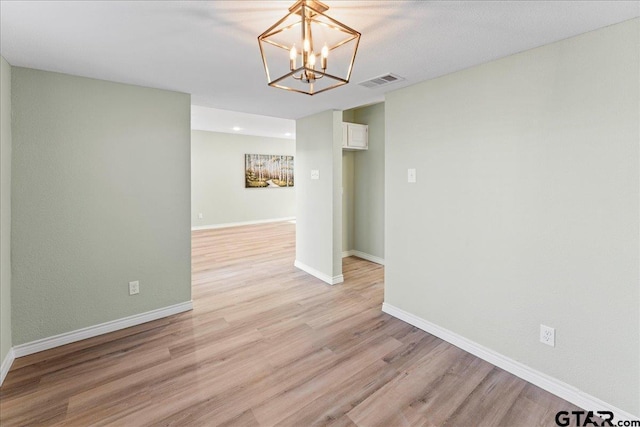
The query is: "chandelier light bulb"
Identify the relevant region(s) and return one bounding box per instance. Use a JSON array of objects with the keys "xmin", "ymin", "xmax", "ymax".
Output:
[
  {"xmin": 290, "ymin": 45, "xmax": 297, "ymax": 70},
  {"xmin": 303, "ymin": 38, "xmax": 310, "ymax": 52},
  {"xmin": 308, "ymin": 53, "xmax": 316, "ymax": 67},
  {"xmin": 321, "ymin": 43, "xmax": 328, "ymax": 69}
]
